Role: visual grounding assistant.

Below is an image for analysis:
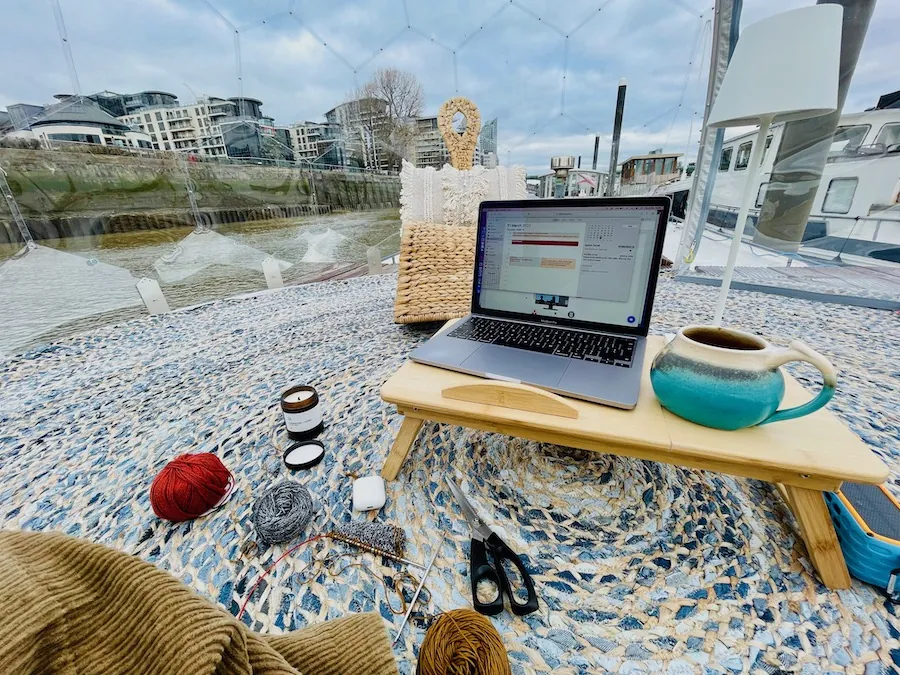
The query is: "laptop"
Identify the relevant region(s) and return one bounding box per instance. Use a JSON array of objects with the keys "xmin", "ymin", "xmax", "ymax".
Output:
[{"xmin": 408, "ymin": 196, "xmax": 670, "ymax": 409}]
